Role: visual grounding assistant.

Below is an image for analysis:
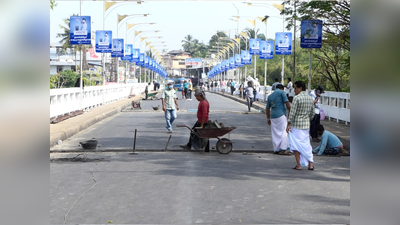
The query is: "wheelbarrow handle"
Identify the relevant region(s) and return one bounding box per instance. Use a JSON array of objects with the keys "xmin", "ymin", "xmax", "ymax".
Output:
[{"xmin": 176, "ymin": 124, "xmax": 201, "ymax": 137}]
